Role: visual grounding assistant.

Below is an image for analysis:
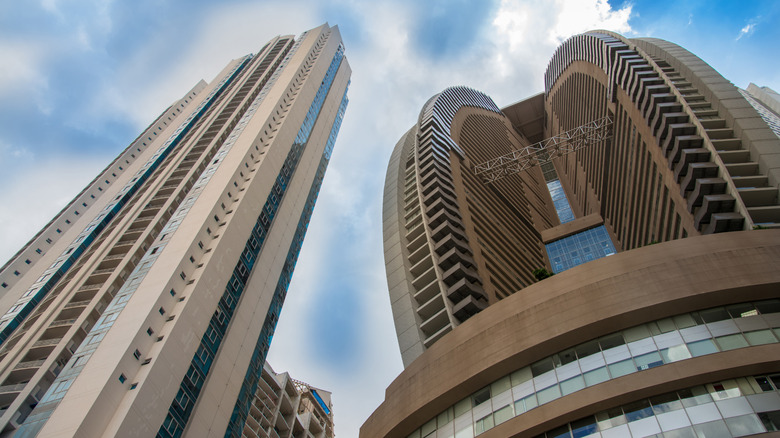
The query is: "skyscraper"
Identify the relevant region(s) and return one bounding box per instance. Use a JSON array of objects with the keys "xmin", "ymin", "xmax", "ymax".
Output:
[
  {"xmin": 0, "ymin": 23, "xmax": 350, "ymax": 437},
  {"xmin": 365, "ymin": 30, "xmax": 780, "ymax": 437}
]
